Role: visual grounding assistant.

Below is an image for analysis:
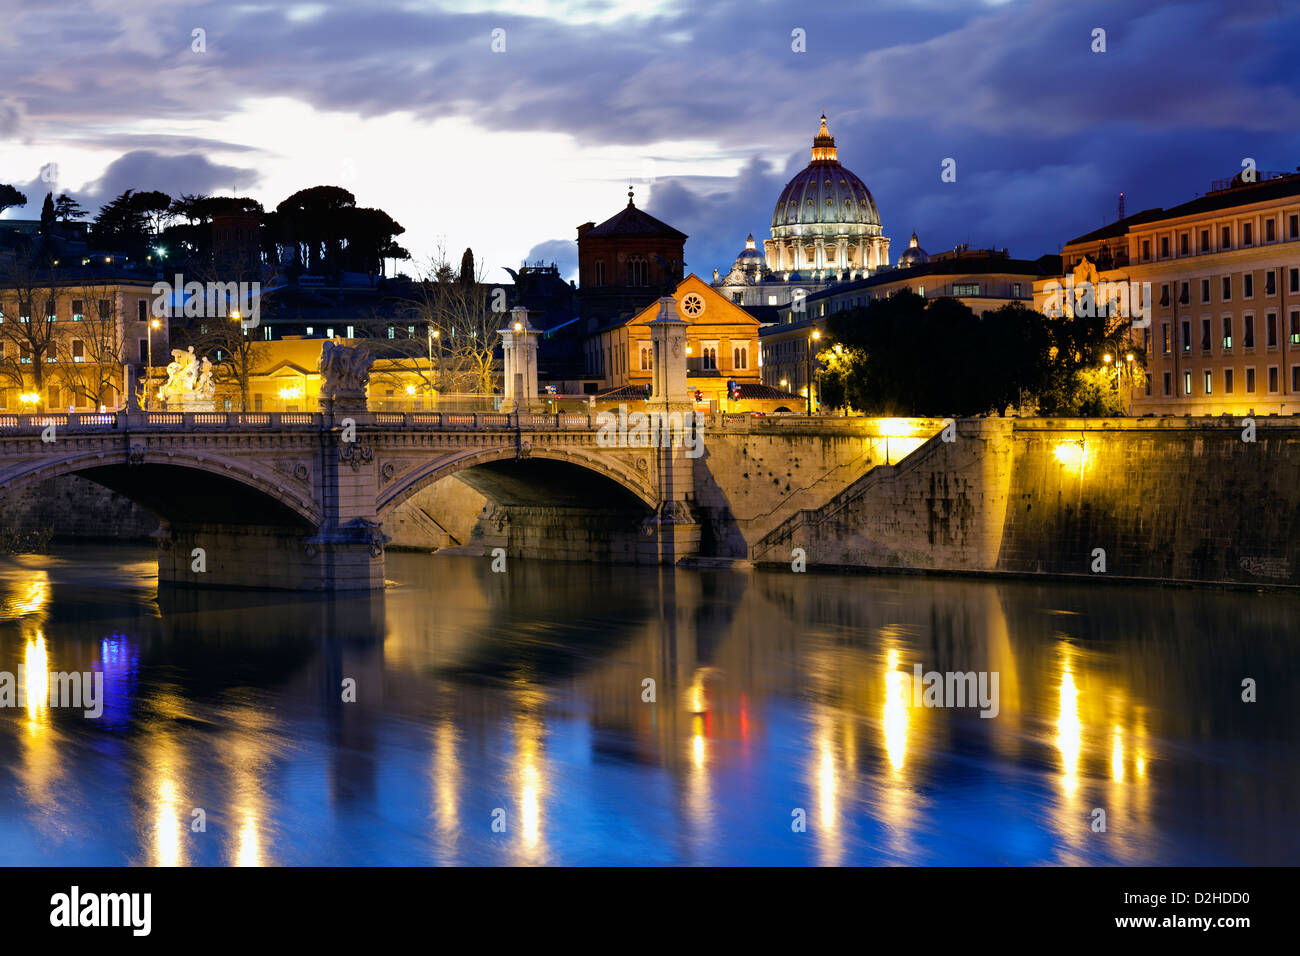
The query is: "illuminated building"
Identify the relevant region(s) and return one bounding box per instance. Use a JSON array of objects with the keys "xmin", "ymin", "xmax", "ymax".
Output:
[
  {"xmin": 1036, "ymin": 168, "xmax": 1300, "ymax": 415},
  {"xmin": 712, "ymin": 115, "xmax": 892, "ymax": 310}
]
